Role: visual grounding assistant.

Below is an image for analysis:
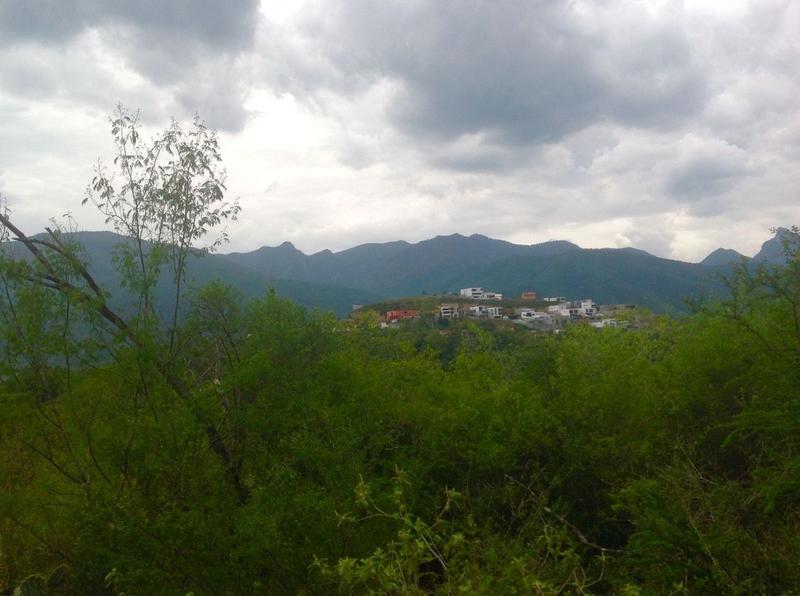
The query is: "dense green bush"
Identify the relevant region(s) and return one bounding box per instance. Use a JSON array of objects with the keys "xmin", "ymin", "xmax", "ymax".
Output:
[{"xmin": 3, "ymin": 243, "xmax": 800, "ymax": 593}]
